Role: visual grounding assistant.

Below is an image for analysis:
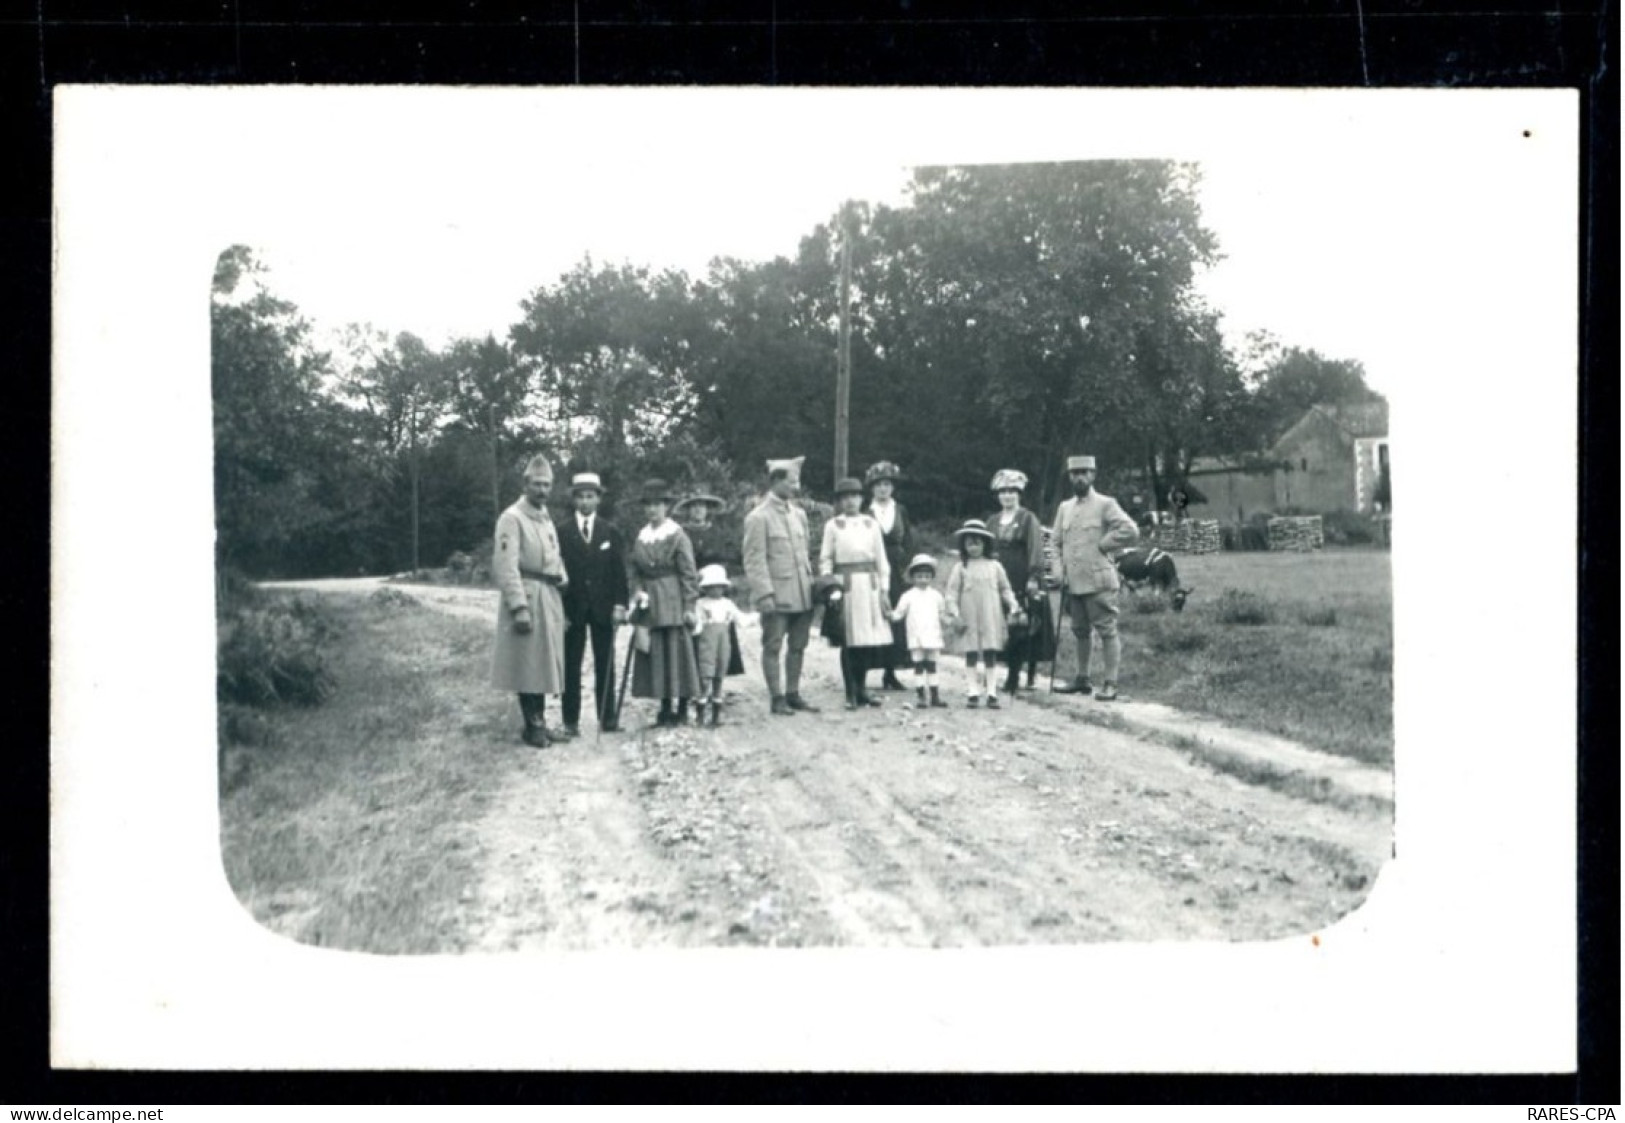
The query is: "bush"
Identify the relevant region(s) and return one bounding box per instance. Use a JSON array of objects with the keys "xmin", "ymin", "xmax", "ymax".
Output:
[
  {"xmin": 217, "ymin": 596, "xmax": 338, "ymax": 707},
  {"xmin": 1321, "ymin": 509, "xmax": 1378, "ymax": 546},
  {"xmin": 1156, "ymin": 629, "xmax": 1210, "ymax": 654},
  {"xmin": 1220, "ymin": 523, "xmax": 1270, "ymax": 552},
  {"xmin": 1214, "ymin": 588, "xmax": 1276, "ymax": 626},
  {"xmin": 1300, "ymin": 606, "xmax": 1339, "ymax": 627},
  {"xmin": 371, "ymin": 586, "xmax": 420, "ymax": 610}
]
